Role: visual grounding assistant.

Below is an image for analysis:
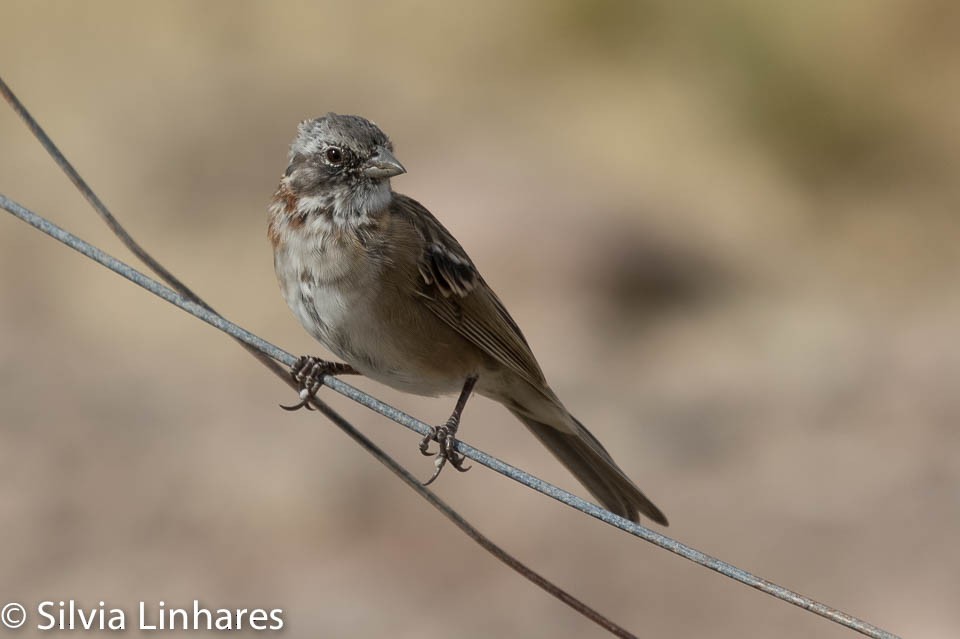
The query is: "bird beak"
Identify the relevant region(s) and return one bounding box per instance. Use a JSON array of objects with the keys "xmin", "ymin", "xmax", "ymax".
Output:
[{"xmin": 363, "ymin": 147, "xmax": 406, "ymax": 179}]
